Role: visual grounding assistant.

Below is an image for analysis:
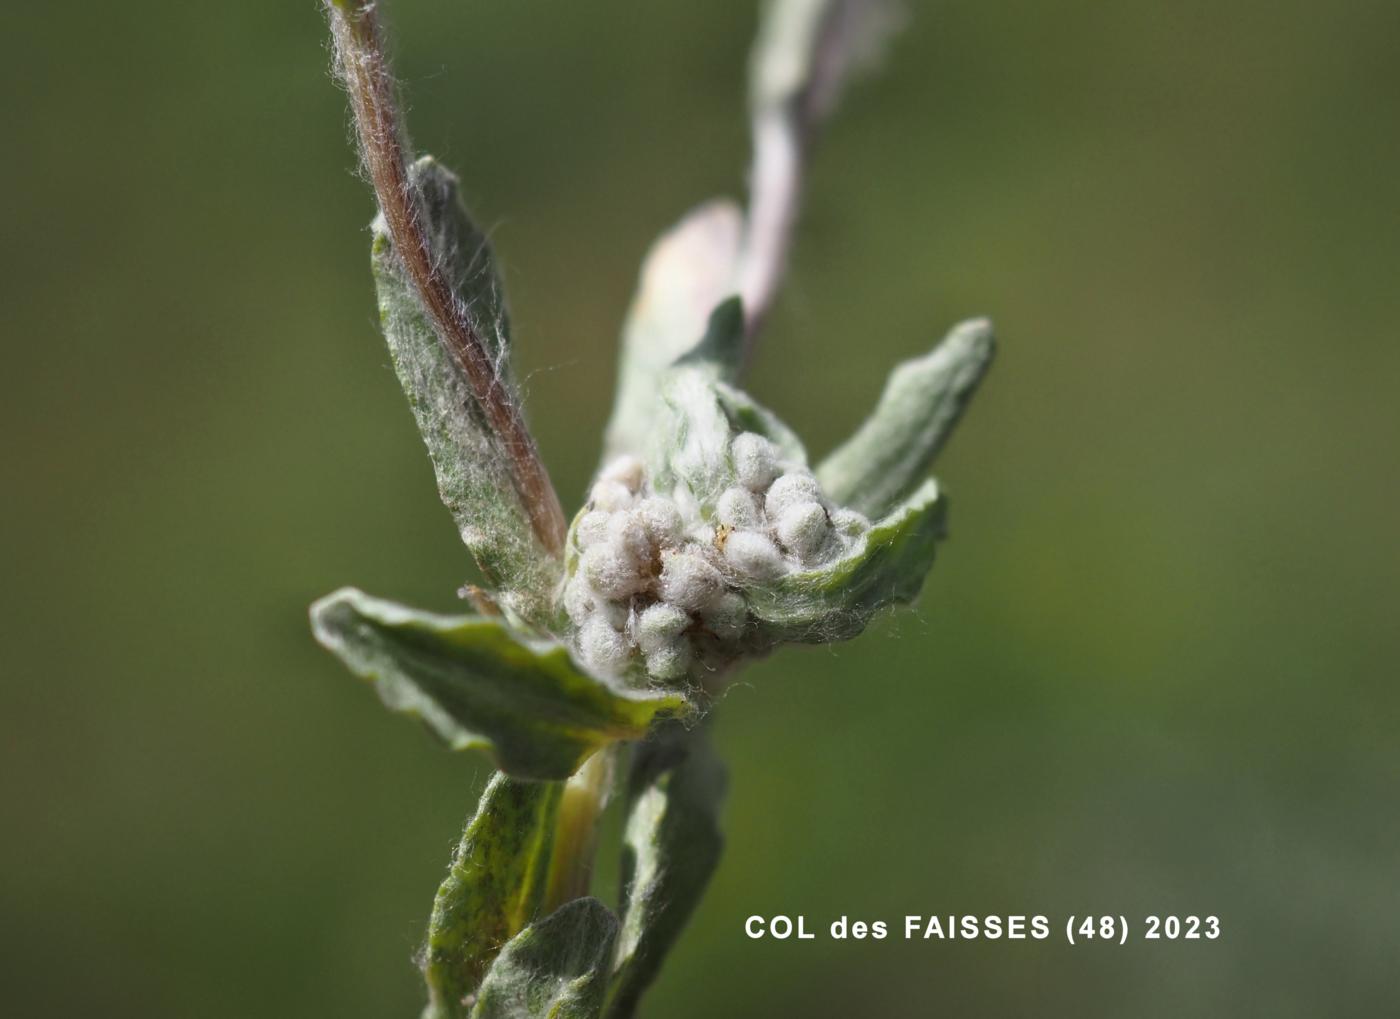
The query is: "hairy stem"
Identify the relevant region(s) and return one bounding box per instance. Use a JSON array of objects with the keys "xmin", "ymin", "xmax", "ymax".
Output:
[{"xmin": 326, "ymin": 0, "xmax": 567, "ymax": 555}]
